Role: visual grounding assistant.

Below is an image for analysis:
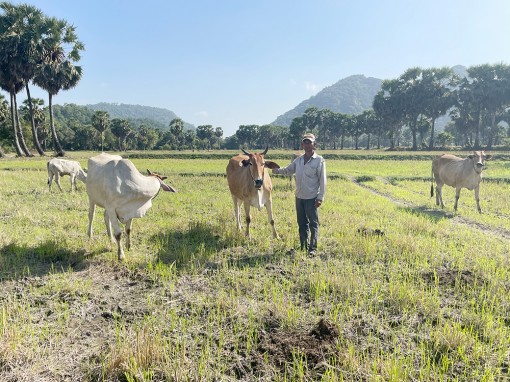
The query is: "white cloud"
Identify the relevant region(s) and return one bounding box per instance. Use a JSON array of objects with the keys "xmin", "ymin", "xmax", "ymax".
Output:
[{"xmin": 305, "ymin": 81, "xmax": 319, "ymax": 93}]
